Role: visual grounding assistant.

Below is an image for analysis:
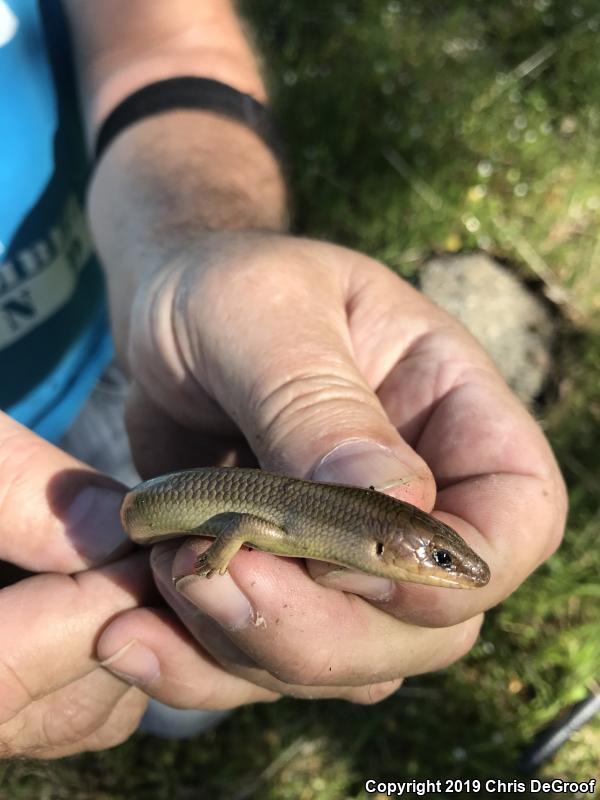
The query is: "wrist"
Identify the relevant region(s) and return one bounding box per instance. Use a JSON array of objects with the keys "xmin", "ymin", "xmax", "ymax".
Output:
[
  {"xmin": 89, "ymin": 109, "xmax": 287, "ymax": 228},
  {"xmin": 88, "ymin": 109, "xmax": 287, "ymax": 282},
  {"xmin": 87, "ymin": 114, "xmax": 287, "ymax": 364}
]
